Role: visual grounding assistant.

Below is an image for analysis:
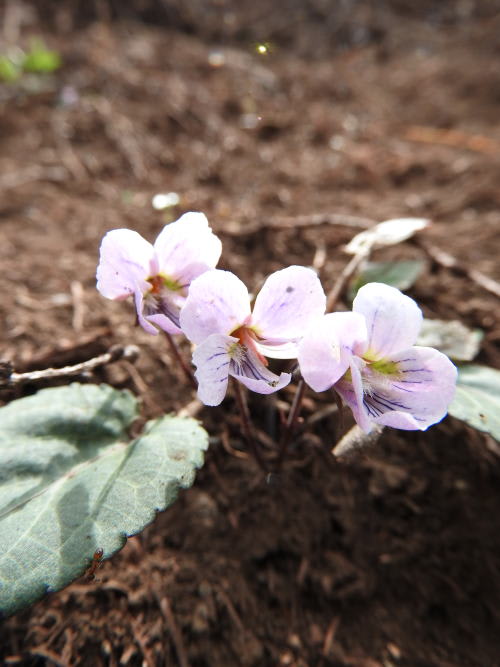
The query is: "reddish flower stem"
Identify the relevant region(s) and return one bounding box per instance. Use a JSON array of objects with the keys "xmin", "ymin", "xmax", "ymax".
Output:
[
  {"xmin": 163, "ymin": 332, "xmax": 197, "ymax": 390},
  {"xmin": 233, "ymin": 380, "xmax": 268, "ymax": 472},
  {"xmin": 275, "ymin": 378, "xmax": 306, "ymax": 471},
  {"xmin": 276, "ymin": 247, "xmax": 357, "ymax": 469}
]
